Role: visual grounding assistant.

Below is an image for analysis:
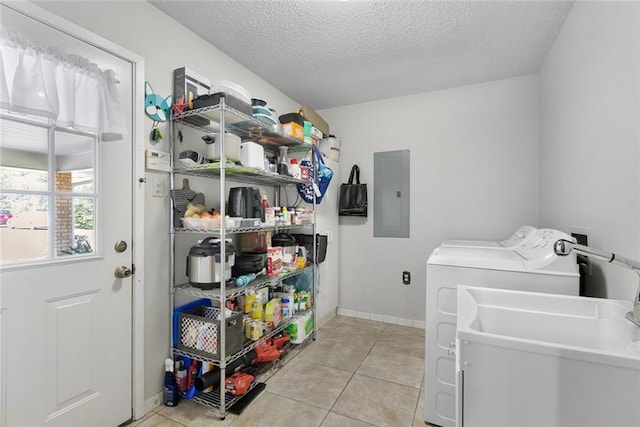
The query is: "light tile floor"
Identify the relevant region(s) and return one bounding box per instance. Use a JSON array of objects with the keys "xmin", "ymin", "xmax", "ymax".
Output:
[{"xmin": 131, "ymin": 315, "xmax": 433, "ymax": 427}]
